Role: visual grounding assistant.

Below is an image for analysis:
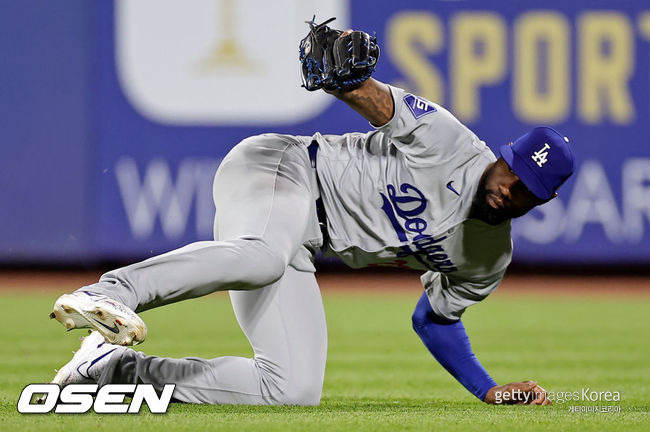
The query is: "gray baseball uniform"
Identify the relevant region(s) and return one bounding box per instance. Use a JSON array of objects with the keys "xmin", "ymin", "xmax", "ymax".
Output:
[{"xmin": 82, "ymin": 85, "xmax": 512, "ymax": 404}]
